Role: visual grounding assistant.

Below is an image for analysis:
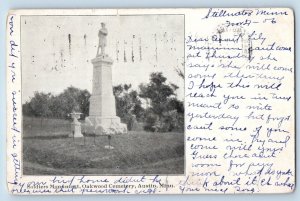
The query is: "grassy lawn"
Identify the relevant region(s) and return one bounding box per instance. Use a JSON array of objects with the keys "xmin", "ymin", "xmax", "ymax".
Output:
[{"xmin": 23, "ymin": 118, "xmax": 184, "ymax": 175}]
